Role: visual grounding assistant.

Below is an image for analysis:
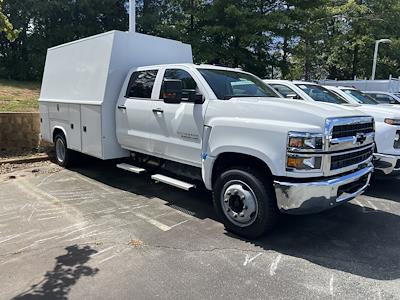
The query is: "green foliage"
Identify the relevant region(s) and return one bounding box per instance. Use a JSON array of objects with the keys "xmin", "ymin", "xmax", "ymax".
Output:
[
  {"xmin": 0, "ymin": 0, "xmax": 19, "ymax": 41},
  {"xmin": 0, "ymin": 0, "xmax": 399, "ymax": 81}
]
